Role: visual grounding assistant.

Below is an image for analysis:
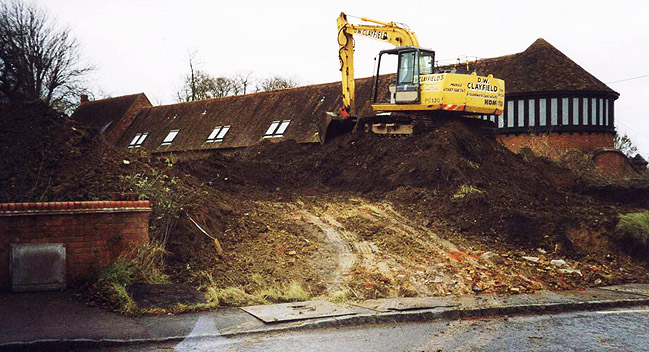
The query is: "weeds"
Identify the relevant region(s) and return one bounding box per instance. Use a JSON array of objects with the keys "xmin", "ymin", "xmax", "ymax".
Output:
[
  {"xmin": 329, "ymin": 289, "xmax": 352, "ymax": 302},
  {"xmin": 200, "ymin": 272, "xmax": 311, "ymax": 306},
  {"xmin": 93, "ymin": 241, "xmax": 170, "ymax": 314},
  {"xmin": 127, "ymin": 241, "xmax": 169, "ymax": 284},
  {"xmin": 100, "ymin": 258, "xmax": 135, "ymax": 287},
  {"xmin": 452, "ymin": 184, "xmax": 483, "ymax": 200},
  {"xmin": 613, "ymin": 211, "xmax": 649, "ymax": 258},
  {"xmin": 109, "ymin": 283, "xmax": 138, "ymax": 315},
  {"xmin": 120, "ymin": 170, "xmax": 189, "ymax": 246}
]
